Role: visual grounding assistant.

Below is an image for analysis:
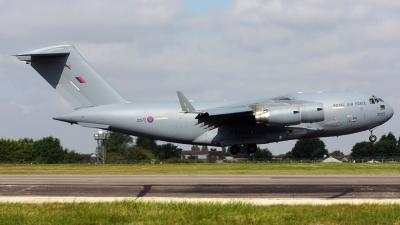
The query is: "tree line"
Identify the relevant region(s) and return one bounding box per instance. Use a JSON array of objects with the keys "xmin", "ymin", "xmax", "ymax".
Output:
[
  {"xmin": 0, "ymin": 132, "xmax": 182, "ymax": 163},
  {"xmin": 285, "ymin": 138, "xmax": 329, "ymax": 159},
  {"xmin": 283, "ymin": 132, "xmax": 400, "ymax": 160},
  {"xmin": 1, "ymin": 131, "xmax": 398, "ymax": 163},
  {"xmin": 350, "ymin": 132, "xmax": 400, "ymax": 158},
  {"xmin": 102, "ymin": 132, "xmax": 181, "ymax": 162},
  {"xmin": 0, "ymin": 136, "xmax": 84, "ymax": 163}
]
